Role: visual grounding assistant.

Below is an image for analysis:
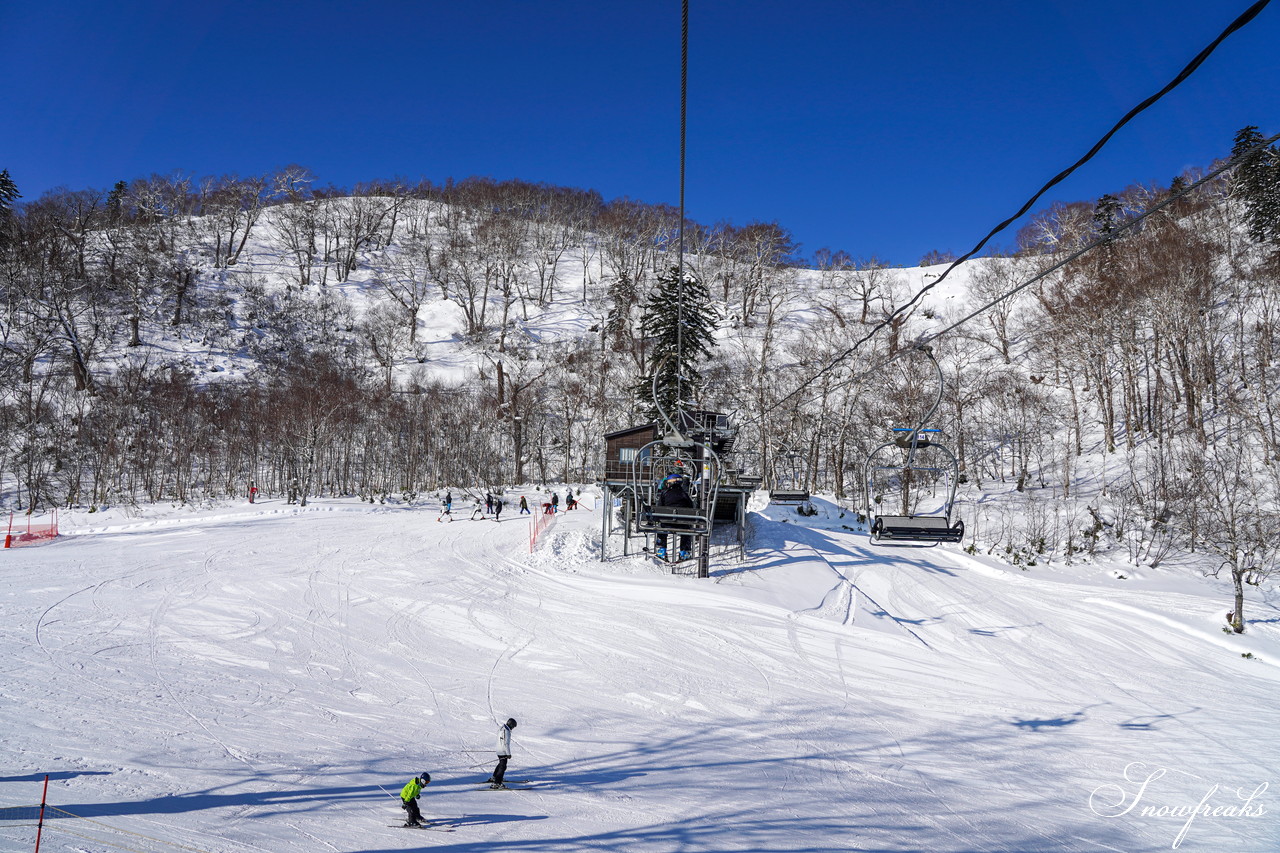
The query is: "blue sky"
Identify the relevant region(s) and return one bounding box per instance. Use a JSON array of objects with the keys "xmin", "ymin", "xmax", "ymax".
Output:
[{"xmin": 3, "ymin": 0, "xmax": 1278, "ymax": 266}]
